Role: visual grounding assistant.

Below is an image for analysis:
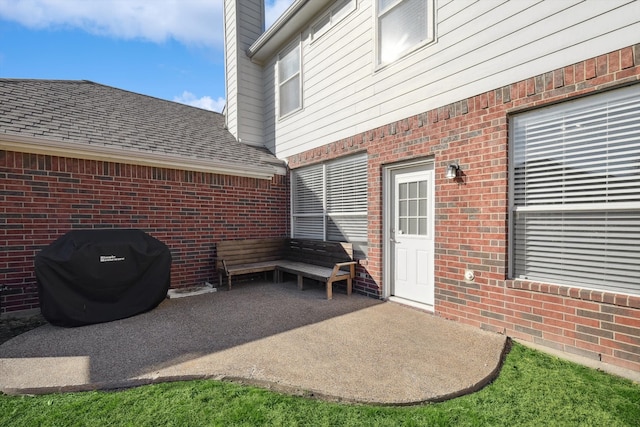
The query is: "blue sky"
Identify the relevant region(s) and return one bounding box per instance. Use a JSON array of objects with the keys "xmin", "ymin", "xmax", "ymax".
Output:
[{"xmin": 0, "ymin": 0, "xmax": 294, "ymax": 112}]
